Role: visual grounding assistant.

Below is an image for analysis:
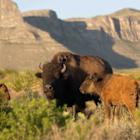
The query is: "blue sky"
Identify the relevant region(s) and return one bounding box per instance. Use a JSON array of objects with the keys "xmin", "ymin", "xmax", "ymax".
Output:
[{"xmin": 14, "ymin": 0, "xmax": 140, "ymax": 19}]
